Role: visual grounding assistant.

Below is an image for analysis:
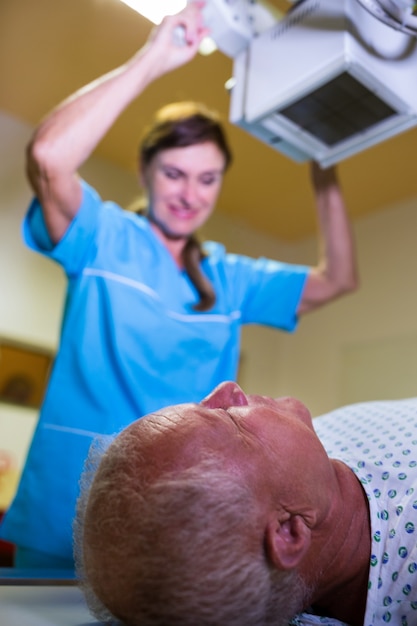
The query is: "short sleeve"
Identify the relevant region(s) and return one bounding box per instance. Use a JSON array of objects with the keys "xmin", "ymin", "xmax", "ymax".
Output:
[
  {"xmin": 22, "ymin": 180, "xmax": 103, "ymax": 277},
  {"xmin": 204, "ymin": 243, "xmax": 309, "ymax": 333}
]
